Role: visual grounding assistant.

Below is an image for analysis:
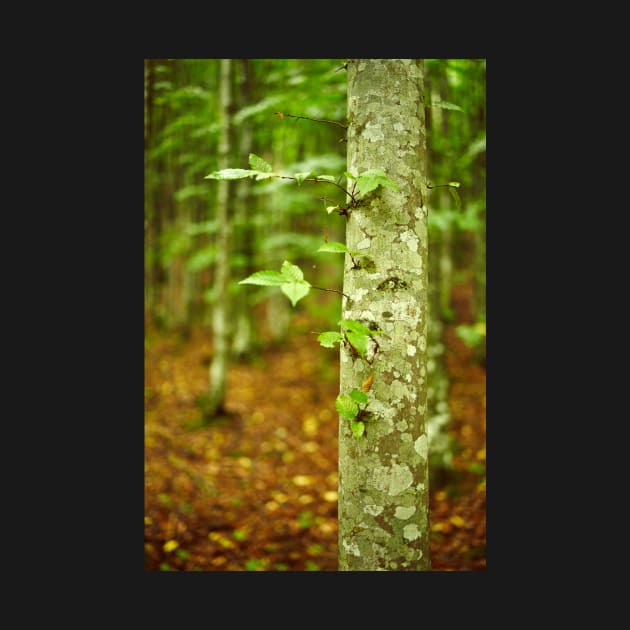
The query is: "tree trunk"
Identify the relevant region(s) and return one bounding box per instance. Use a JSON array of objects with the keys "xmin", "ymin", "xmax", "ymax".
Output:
[
  {"xmin": 231, "ymin": 59, "xmax": 256, "ymax": 359},
  {"xmin": 427, "ymin": 242, "xmax": 452, "ymax": 474},
  {"xmin": 207, "ymin": 58, "xmax": 232, "ymax": 418},
  {"xmin": 338, "ymin": 59, "xmax": 431, "ymax": 571}
]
